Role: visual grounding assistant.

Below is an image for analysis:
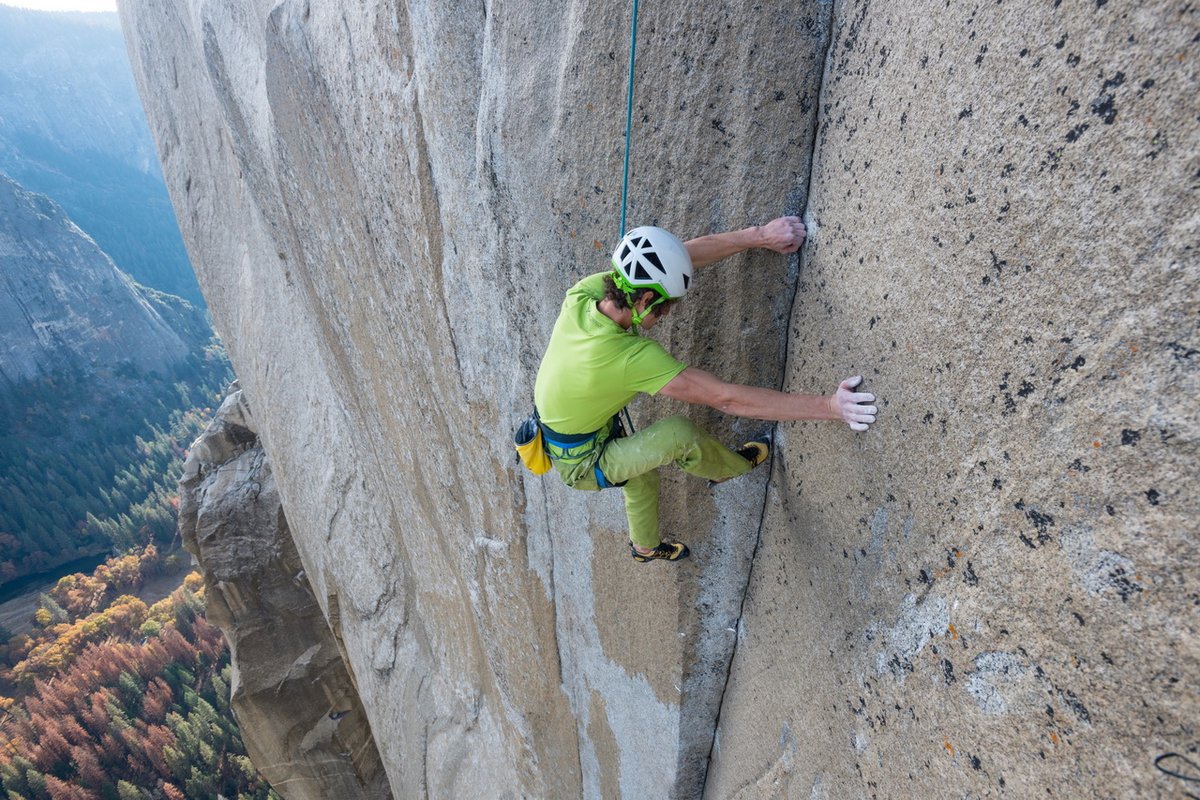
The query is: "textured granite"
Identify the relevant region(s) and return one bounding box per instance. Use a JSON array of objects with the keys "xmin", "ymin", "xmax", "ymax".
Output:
[{"xmin": 706, "ymin": 2, "xmax": 1199, "ymax": 797}]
